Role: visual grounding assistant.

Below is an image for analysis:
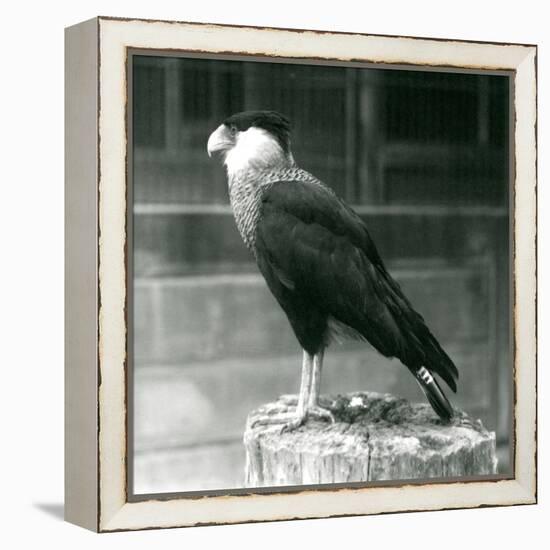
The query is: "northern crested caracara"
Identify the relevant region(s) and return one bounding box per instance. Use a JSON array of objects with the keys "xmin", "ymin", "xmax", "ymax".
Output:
[{"xmin": 207, "ymin": 110, "xmax": 458, "ymax": 430}]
